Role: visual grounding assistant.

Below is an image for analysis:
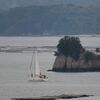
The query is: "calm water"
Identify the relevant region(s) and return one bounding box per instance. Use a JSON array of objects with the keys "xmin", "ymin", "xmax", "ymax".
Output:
[{"xmin": 0, "ymin": 35, "xmax": 100, "ymax": 100}]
